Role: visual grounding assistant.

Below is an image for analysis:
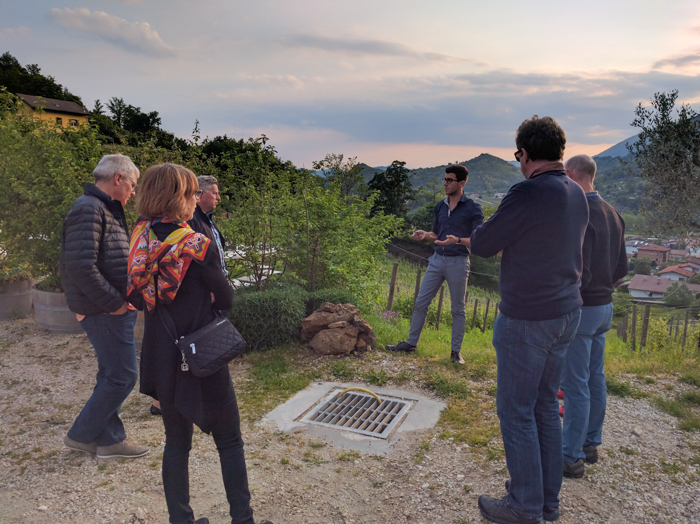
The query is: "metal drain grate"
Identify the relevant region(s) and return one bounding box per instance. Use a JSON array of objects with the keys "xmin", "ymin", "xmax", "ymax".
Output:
[{"xmin": 301, "ymin": 390, "xmax": 413, "ymax": 439}]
